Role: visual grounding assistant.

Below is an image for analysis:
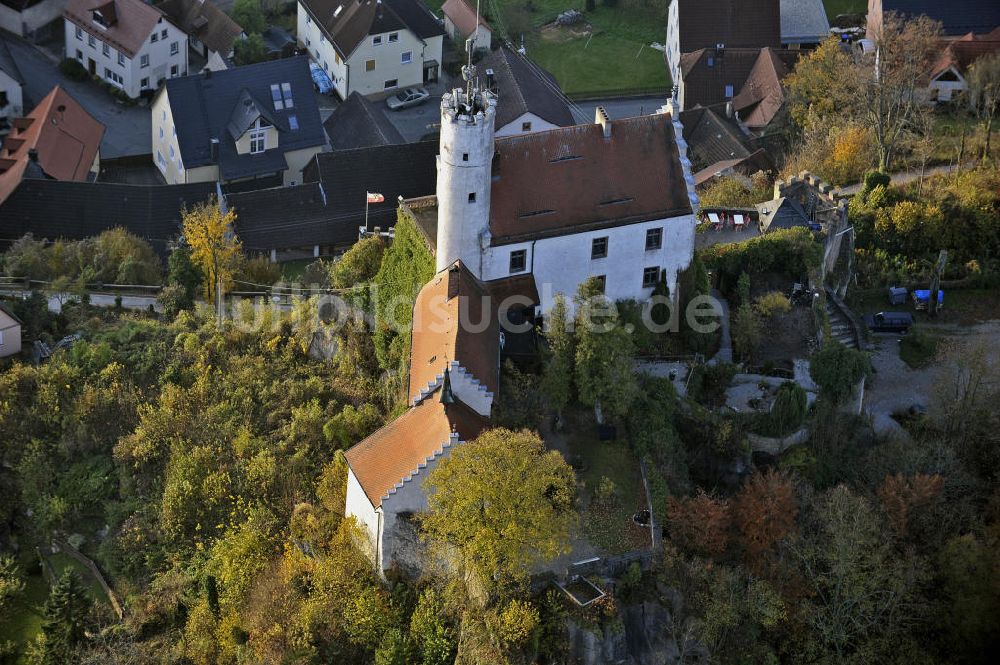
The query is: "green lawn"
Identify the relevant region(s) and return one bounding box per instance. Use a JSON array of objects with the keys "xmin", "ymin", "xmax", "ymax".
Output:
[
  {"xmin": 0, "ymin": 571, "xmax": 48, "ymax": 657},
  {"xmin": 563, "ymin": 411, "xmax": 651, "ymax": 555},
  {"xmin": 824, "ymin": 0, "xmax": 867, "ymax": 21}
]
